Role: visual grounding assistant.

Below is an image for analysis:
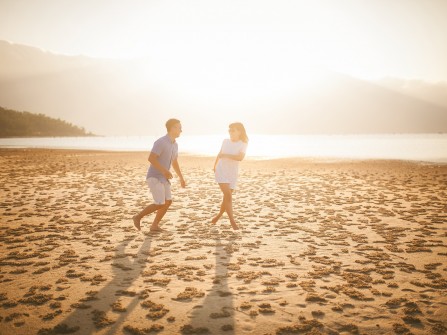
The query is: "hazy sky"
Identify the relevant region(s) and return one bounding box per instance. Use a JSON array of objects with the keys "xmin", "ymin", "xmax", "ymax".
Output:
[{"xmin": 1, "ymin": 0, "xmax": 447, "ymax": 83}]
